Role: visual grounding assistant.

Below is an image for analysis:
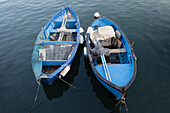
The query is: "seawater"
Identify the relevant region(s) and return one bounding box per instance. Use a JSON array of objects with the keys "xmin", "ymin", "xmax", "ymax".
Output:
[{"xmin": 0, "ymin": 0, "xmax": 170, "ymax": 113}]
